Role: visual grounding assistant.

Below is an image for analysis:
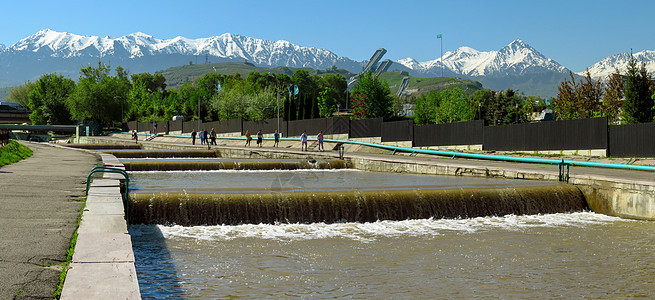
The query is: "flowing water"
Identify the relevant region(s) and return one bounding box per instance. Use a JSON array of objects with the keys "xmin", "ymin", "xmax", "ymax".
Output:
[
  {"xmin": 128, "ymin": 169, "xmax": 555, "ymax": 194},
  {"xmin": 130, "ymin": 213, "xmax": 655, "ymax": 299},
  {"xmin": 127, "ymin": 168, "xmax": 654, "ymax": 298}
]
